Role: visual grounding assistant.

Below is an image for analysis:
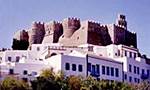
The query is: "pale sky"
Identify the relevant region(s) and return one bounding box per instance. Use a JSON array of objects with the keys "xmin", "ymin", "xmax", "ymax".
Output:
[{"xmin": 0, "ymin": 0, "xmax": 150, "ymax": 56}]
